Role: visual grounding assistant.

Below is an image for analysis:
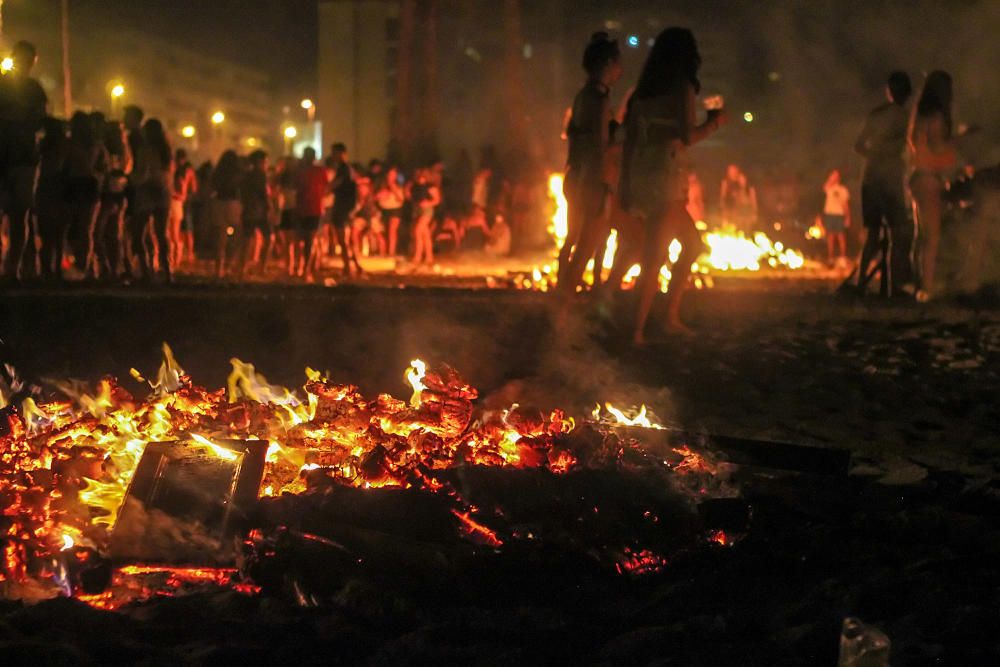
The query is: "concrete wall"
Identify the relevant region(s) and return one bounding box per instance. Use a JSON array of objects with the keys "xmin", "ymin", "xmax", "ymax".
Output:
[{"xmin": 317, "ymin": 0, "xmax": 398, "ymax": 163}]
